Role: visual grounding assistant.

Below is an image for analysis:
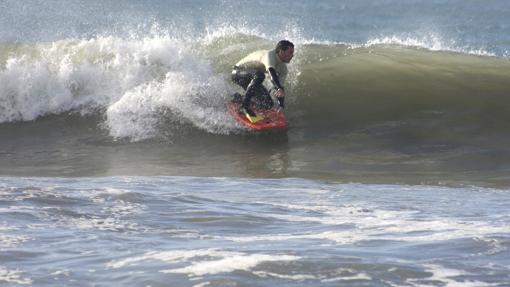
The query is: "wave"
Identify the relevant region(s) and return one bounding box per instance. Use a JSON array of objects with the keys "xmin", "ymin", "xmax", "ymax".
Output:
[
  {"xmin": 1, "ymin": 31, "xmax": 510, "ymax": 141},
  {"xmin": 0, "ymin": 36, "xmax": 236, "ymax": 141}
]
